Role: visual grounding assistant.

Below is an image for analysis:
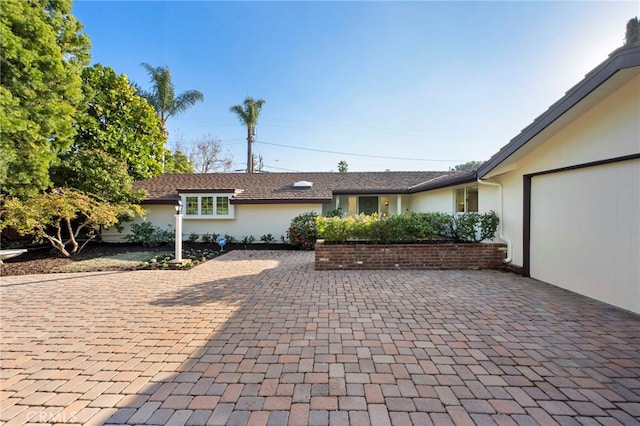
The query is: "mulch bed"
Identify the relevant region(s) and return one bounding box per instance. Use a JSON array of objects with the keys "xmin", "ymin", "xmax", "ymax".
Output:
[
  {"xmin": 1, "ymin": 242, "xmax": 294, "ymax": 276},
  {"xmin": 0, "ymin": 243, "xmax": 168, "ymax": 276}
]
